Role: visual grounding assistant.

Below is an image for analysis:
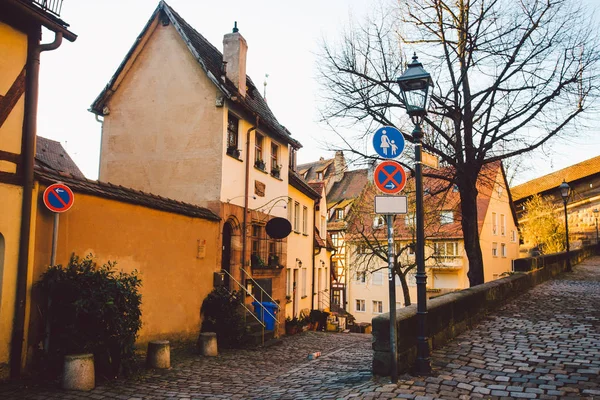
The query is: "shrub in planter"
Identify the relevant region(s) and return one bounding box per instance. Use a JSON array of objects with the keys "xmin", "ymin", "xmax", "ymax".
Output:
[
  {"xmin": 36, "ymin": 254, "xmax": 142, "ymax": 380},
  {"xmin": 200, "ymin": 287, "xmax": 245, "ymax": 348}
]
